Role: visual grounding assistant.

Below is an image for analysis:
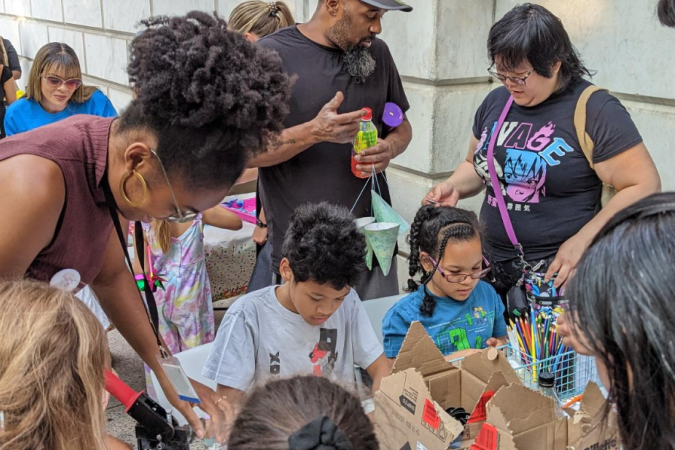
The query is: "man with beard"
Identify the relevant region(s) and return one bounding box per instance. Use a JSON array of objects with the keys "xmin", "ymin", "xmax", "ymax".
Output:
[{"xmin": 250, "ymin": 0, "xmax": 413, "ymax": 300}]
